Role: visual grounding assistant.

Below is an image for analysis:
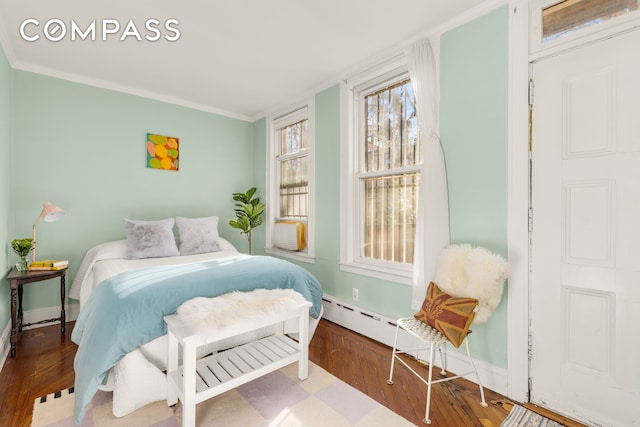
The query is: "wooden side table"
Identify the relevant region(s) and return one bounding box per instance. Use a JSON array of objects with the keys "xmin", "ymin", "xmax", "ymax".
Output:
[{"xmin": 6, "ymin": 267, "xmax": 67, "ymax": 357}]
